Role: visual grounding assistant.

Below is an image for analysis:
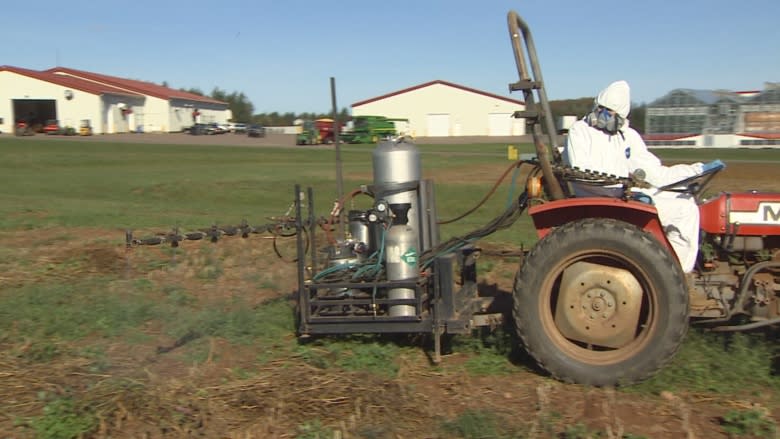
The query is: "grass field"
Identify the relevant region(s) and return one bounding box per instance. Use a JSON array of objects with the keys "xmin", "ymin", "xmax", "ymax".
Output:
[
  {"xmin": 1, "ymin": 136, "xmax": 779, "ymax": 438},
  {"xmin": 2, "ymin": 137, "xmax": 777, "ymax": 242}
]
